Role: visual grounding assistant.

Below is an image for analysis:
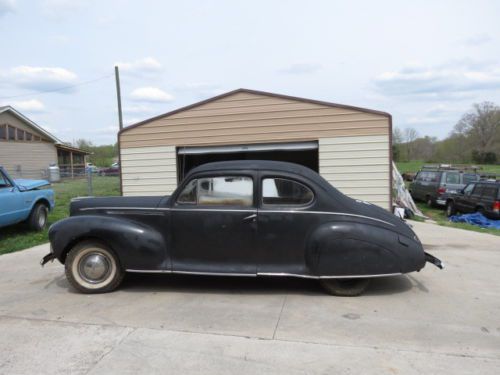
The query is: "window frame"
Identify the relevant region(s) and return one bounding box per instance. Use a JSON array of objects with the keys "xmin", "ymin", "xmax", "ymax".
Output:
[
  {"xmin": 260, "ymin": 176, "xmax": 315, "ymax": 208},
  {"xmin": 175, "ymin": 174, "xmax": 256, "ymax": 209}
]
